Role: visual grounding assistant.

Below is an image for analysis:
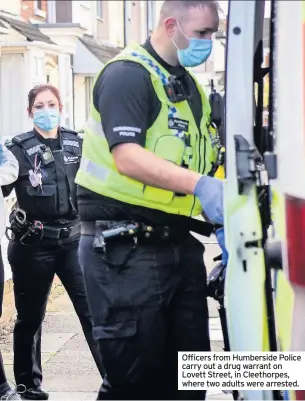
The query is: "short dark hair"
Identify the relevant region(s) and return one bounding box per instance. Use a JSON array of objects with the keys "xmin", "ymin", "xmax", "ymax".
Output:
[{"xmin": 160, "ymin": 0, "xmax": 221, "ymax": 19}]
